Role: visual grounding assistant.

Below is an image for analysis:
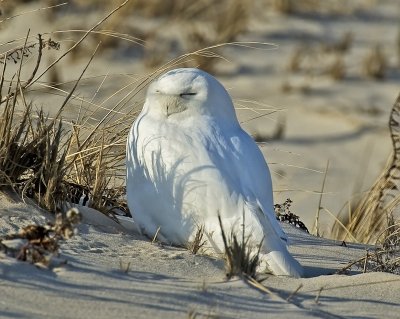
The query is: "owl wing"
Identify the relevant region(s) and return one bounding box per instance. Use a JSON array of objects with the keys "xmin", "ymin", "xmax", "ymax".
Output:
[
  {"xmin": 223, "ymin": 127, "xmax": 288, "ymax": 242},
  {"xmin": 204, "ymin": 126, "xmax": 303, "ymax": 277}
]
